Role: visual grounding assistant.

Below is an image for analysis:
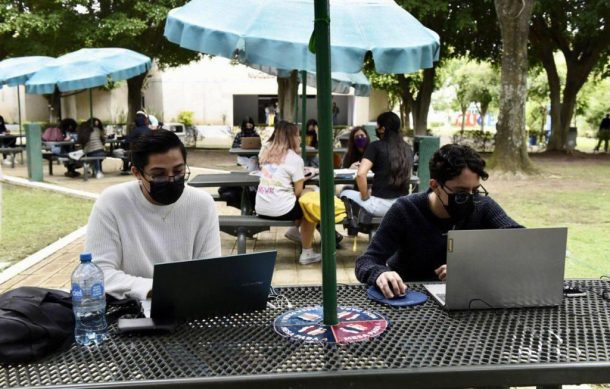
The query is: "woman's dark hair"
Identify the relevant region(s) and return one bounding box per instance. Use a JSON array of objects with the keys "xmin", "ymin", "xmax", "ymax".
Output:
[
  {"xmin": 241, "ymin": 117, "xmax": 255, "ymax": 132},
  {"xmin": 59, "ymin": 118, "xmax": 77, "ymax": 135},
  {"xmin": 0, "ymin": 115, "xmax": 6, "ymax": 132},
  {"xmin": 305, "ymin": 119, "xmax": 318, "ymax": 147},
  {"xmin": 376, "ymin": 112, "xmax": 413, "ymax": 192},
  {"xmin": 342, "ymin": 126, "xmax": 369, "ymax": 168},
  {"xmin": 429, "ymin": 144, "xmax": 489, "ymax": 183},
  {"xmin": 77, "ymin": 121, "xmax": 93, "ymax": 147},
  {"xmin": 130, "ymin": 129, "xmax": 187, "ymax": 171}
]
